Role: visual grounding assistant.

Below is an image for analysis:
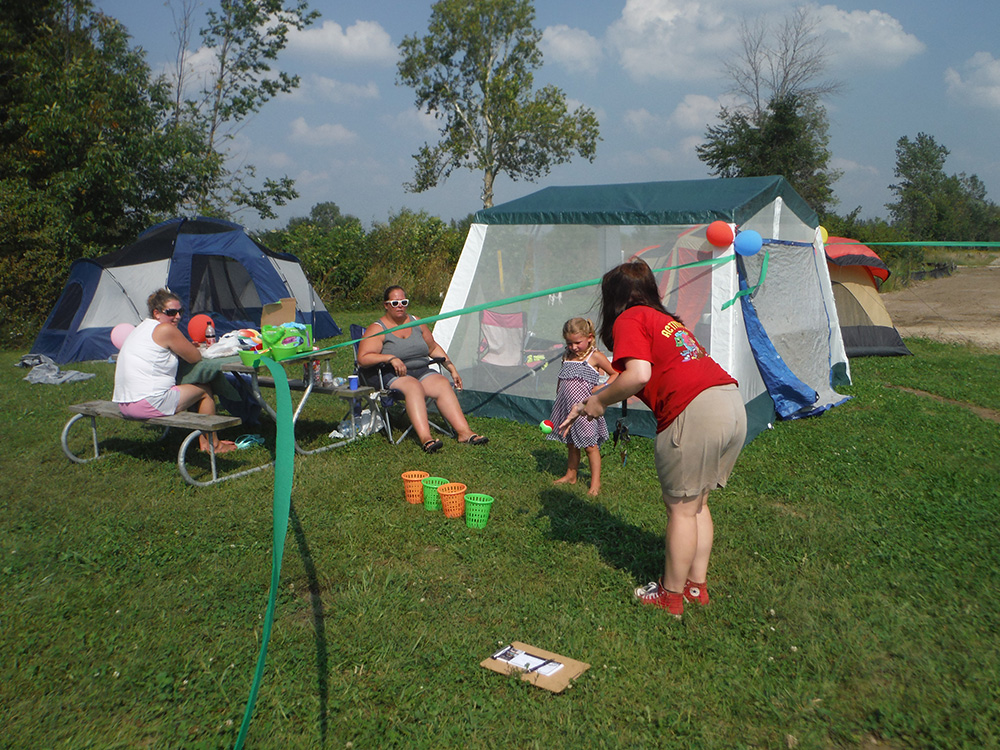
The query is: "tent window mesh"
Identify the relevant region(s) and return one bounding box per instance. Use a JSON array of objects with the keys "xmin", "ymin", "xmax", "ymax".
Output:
[
  {"xmin": 50, "ymin": 282, "xmax": 84, "ymax": 330},
  {"xmin": 189, "ymin": 255, "xmax": 260, "ymax": 320}
]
